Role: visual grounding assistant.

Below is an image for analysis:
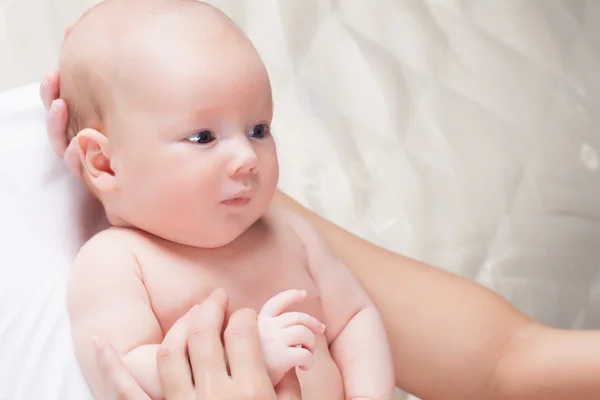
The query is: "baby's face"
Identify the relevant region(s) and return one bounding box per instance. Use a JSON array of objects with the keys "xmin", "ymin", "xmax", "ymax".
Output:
[{"xmin": 105, "ymin": 31, "xmax": 278, "ymax": 248}]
